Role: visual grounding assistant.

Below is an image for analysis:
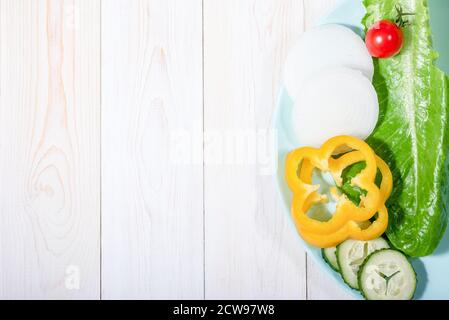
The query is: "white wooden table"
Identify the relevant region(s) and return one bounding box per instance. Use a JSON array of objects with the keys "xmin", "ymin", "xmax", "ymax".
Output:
[{"xmin": 0, "ymin": 0, "xmax": 352, "ymax": 300}]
